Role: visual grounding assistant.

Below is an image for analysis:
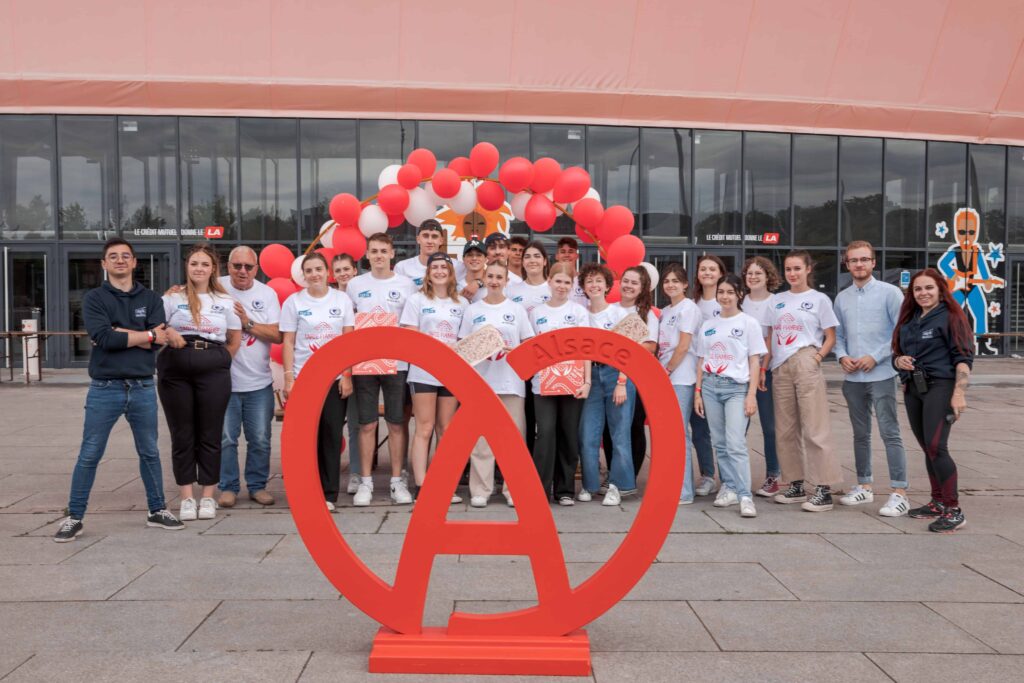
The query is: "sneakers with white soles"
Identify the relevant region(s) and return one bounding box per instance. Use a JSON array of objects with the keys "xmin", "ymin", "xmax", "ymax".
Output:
[
  {"xmin": 179, "ymin": 497, "xmax": 197, "ymax": 521},
  {"xmin": 503, "ymin": 492, "xmax": 515, "ymax": 508},
  {"xmin": 879, "ymin": 492, "xmax": 910, "ymax": 517},
  {"xmin": 346, "ymin": 473, "xmax": 361, "ymax": 495},
  {"xmin": 326, "ymin": 501, "xmax": 336, "ymax": 512},
  {"xmin": 390, "ymin": 480, "xmax": 413, "ymax": 505},
  {"xmin": 353, "ymin": 483, "xmax": 373, "ymax": 507},
  {"xmin": 839, "ymin": 485, "xmax": 874, "ymax": 506},
  {"xmin": 713, "ymin": 489, "xmax": 739, "ymax": 507},
  {"xmin": 740, "ymin": 496, "xmax": 757, "ymax": 517},
  {"xmin": 450, "ymin": 494, "xmax": 463, "ymax": 504},
  {"xmin": 577, "ymin": 490, "xmax": 592, "ymax": 502},
  {"xmin": 602, "ymin": 484, "xmax": 621, "ymax": 506},
  {"xmin": 470, "ymin": 496, "xmax": 488, "ymax": 508},
  {"xmin": 558, "ymin": 496, "xmax": 574, "ymax": 506},
  {"xmin": 198, "ymin": 497, "xmax": 217, "ymax": 520},
  {"xmin": 695, "ymin": 476, "xmax": 718, "ymax": 496}
]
